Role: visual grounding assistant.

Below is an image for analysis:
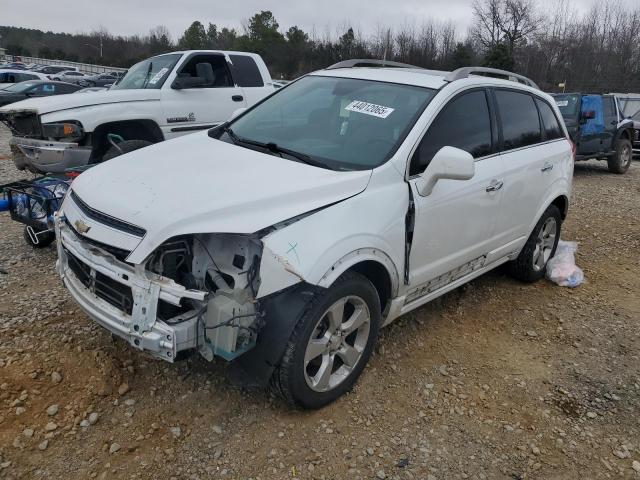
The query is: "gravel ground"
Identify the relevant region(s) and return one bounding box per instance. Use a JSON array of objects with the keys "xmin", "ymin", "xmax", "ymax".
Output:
[{"xmin": 0, "ymin": 123, "xmax": 639, "ymax": 480}]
